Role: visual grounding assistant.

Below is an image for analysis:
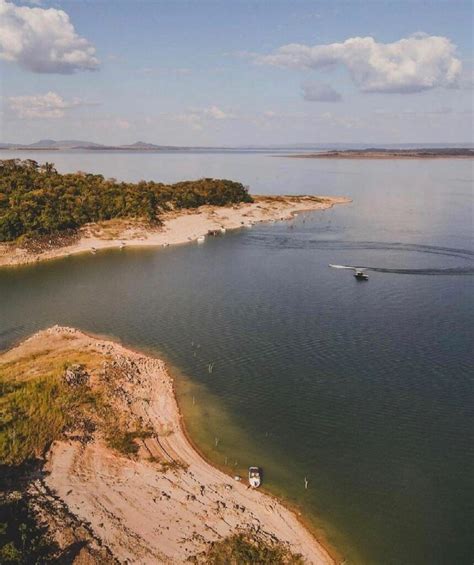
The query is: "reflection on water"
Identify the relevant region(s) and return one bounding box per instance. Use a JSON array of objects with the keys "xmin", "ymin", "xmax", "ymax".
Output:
[{"xmin": 0, "ymin": 154, "xmax": 472, "ymax": 564}]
